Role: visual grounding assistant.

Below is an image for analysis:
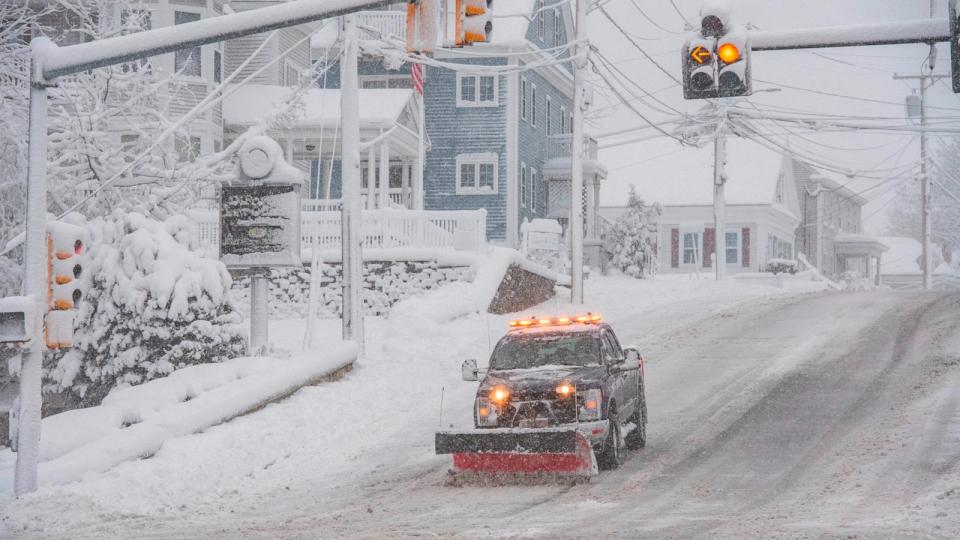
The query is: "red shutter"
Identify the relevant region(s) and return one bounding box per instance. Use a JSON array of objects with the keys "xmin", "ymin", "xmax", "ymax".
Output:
[
  {"xmin": 671, "ymin": 228, "xmax": 679, "ymax": 268},
  {"xmin": 742, "ymin": 227, "xmax": 751, "ymax": 268},
  {"xmin": 703, "ymin": 228, "xmax": 715, "ymax": 268}
]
